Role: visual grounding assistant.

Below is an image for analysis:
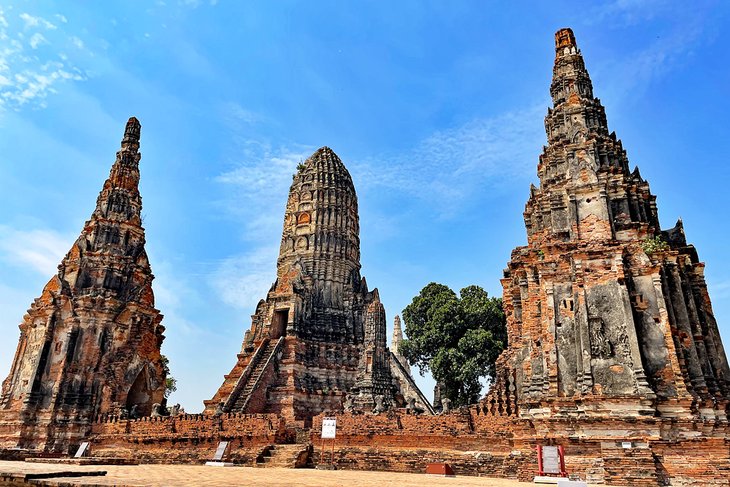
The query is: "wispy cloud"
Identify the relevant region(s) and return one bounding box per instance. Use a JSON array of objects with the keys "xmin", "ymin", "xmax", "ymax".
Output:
[
  {"xmin": 588, "ymin": 1, "xmax": 724, "ymax": 101},
  {"xmin": 210, "ymin": 103, "xmax": 545, "ymax": 306},
  {"xmin": 213, "ymin": 140, "xmax": 313, "ymax": 308},
  {"xmin": 351, "ymin": 104, "xmax": 545, "ymax": 215},
  {"xmin": 29, "ymin": 32, "xmax": 47, "ymax": 49},
  {"xmin": 0, "ymin": 8, "xmax": 89, "ymax": 110},
  {"xmin": 709, "ymin": 279, "xmax": 730, "ymax": 301},
  {"xmin": 19, "ymin": 12, "xmax": 57, "ymax": 30},
  {"xmin": 0, "ymin": 225, "xmax": 73, "ymax": 276},
  {"xmin": 179, "ymin": 0, "xmax": 219, "ymax": 8},
  {"xmin": 216, "ymin": 142, "xmax": 314, "ymax": 237},
  {"xmin": 209, "ymin": 244, "xmax": 280, "ymax": 310}
]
